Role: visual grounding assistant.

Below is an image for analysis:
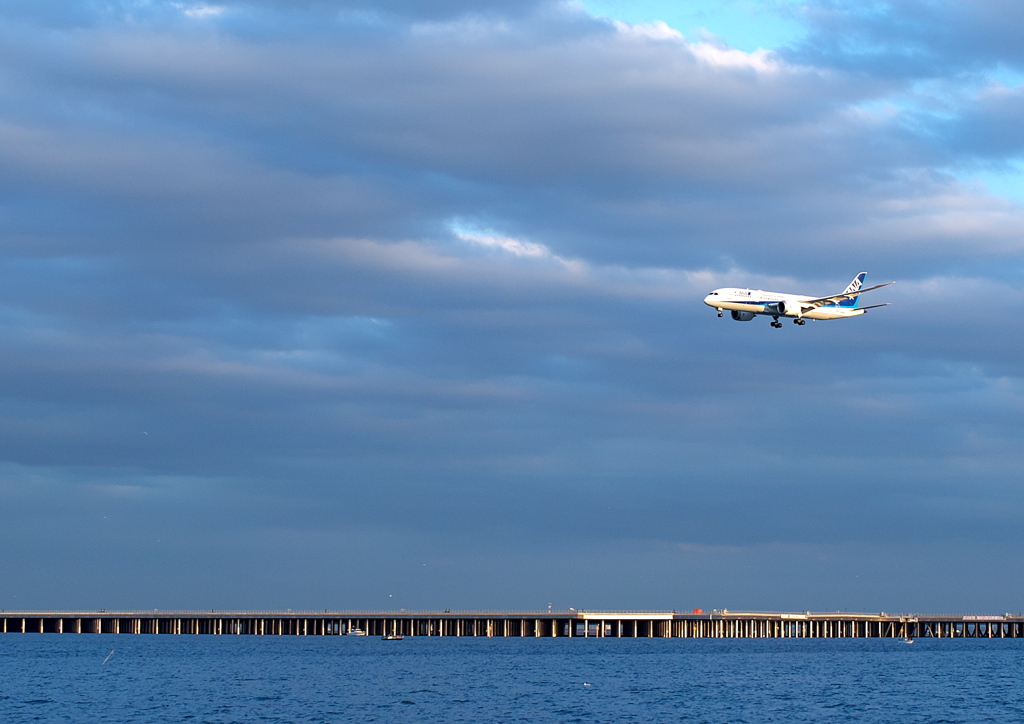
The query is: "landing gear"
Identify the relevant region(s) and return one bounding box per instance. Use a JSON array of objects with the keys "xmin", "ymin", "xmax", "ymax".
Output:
[
  {"xmin": 717, "ymin": 309, "xmax": 723, "ymax": 318},
  {"xmin": 770, "ymin": 318, "xmax": 783, "ymax": 328},
  {"xmin": 793, "ymin": 319, "xmax": 806, "ymax": 325}
]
